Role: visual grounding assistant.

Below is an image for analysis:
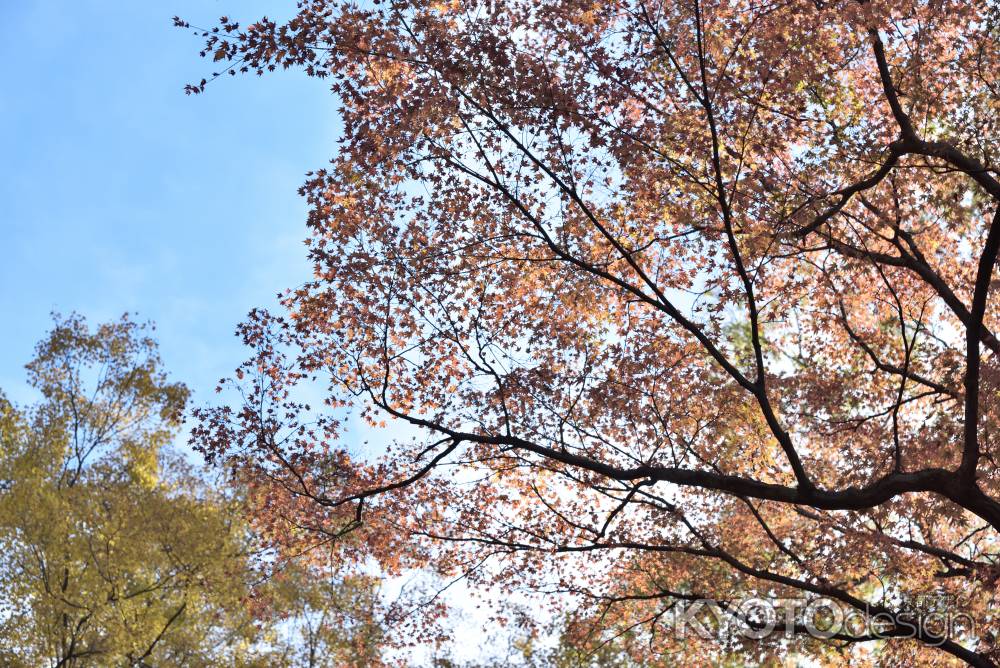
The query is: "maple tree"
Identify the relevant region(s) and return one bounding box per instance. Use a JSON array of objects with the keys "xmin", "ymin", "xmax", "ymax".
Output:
[
  {"xmin": 0, "ymin": 315, "xmax": 387, "ymax": 667},
  {"xmin": 187, "ymin": 0, "xmax": 1000, "ymax": 664}
]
